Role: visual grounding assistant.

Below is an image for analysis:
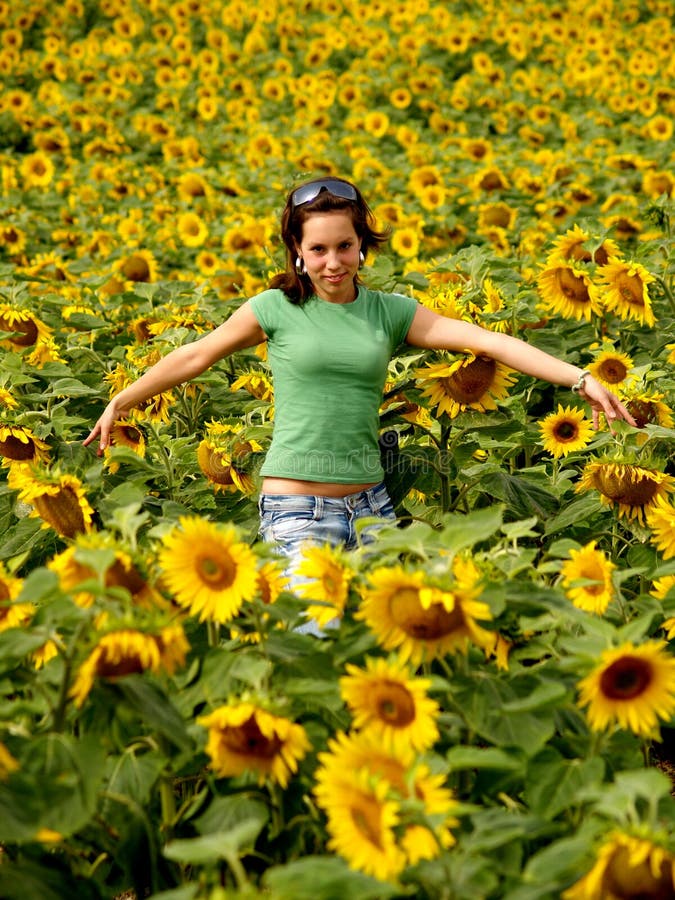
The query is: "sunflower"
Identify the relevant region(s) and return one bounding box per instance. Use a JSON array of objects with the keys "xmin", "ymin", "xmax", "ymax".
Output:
[
  {"xmin": 32, "ymin": 639, "xmax": 60, "ymax": 670},
  {"xmin": 222, "ymin": 216, "xmax": 270, "ymax": 257},
  {"xmin": 104, "ymin": 420, "xmax": 146, "ymax": 472},
  {"xmin": 363, "ymin": 110, "xmax": 390, "ymax": 138},
  {"xmin": 19, "ymin": 151, "xmax": 55, "ymax": 188},
  {"xmin": 176, "ymin": 171, "xmax": 209, "ymax": 201},
  {"xmin": 70, "ymin": 626, "xmax": 188, "ymax": 707},
  {"xmin": 0, "ymin": 304, "xmax": 53, "ymax": 350},
  {"xmin": 471, "ymin": 165, "xmax": 509, "ymax": 192},
  {"xmin": 419, "ymin": 184, "xmax": 446, "ymax": 211},
  {"xmin": 560, "ymin": 541, "xmax": 615, "ymax": 615},
  {"xmin": 314, "ymin": 730, "xmax": 457, "ymax": 879},
  {"xmin": 408, "ymin": 165, "xmax": 443, "ymax": 193},
  {"xmin": 315, "ymin": 761, "xmax": 405, "ymax": 882},
  {"xmin": 415, "ymin": 353, "xmax": 516, "ymax": 419},
  {"xmin": 48, "ymin": 531, "xmax": 159, "ymax": 610},
  {"xmin": 644, "ymin": 114, "xmax": 673, "ymax": 142},
  {"xmin": 562, "ymin": 830, "xmax": 675, "ymax": 900},
  {"xmin": 158, "ymin": 516, "xmax": 258, "ymax": 624},
  {"xmin": 256, "ymin": 560, "xmax": 289, "ymax": 605},
  {"xmin": 10, "ymin": 466, "xmax": 94, "ymax": 538},
  {"xmin": 597, "ymin": 260, "xmax": 656, "ymax": 327},
  {"xmin": 480, "ymin": 278, "xmax": 510, "ymax": 332},
  {"xmin": 113, "ymin": 248, "xmax": 159, "ymax": 284},
  {"xmin": 537, "ymin": 263, "xmax": 604, "ymax": 321},
  {"xmin": 477, "ymin": 201, "xmax": 517, "ymax": 231},
  {"xmin": 646, "ymin": 495, "xmax": 675, "ymax": 559},
  {"xmin": 196, "ymin": 250, "xmax": 221, "ymax": 277},
  {"xmin": 357, "ymin": 559, "xmax": 493, "ymax": 665},
  {"xmin": 198, "ymin": 702, "xmax": 310, "ymax": 788},
  {"xmin": 0, "ymin": 388, "xmax": 18, "ymax": 410},
  {"xmin": 177, "ymin": 211, "xmax": 208, "ymax": 248},
  {"xmin": 197, "ymin": 421, "xmax": 263, "ymax": 495},
  {"xmin": 0, "ymin": 563, "xmax": 33, "ymax": 633},
  {"xmin": 391, "ymin": 226, "xmax": 420, "ymax": 259},
  {"xmin": 651, "ymin": 574, "xmax": 675, "ymax": 604},
  {"xmin": 339, "ymin": 655, "xmax": 440, "ymax": 754},
  {"xmin": 294, "ymin": 544, "xmax": 355, "ymax": 628},
  {"xmin": 0, "ymin": 742, "xmax": 19, "ymax": 780},
  {"xmin": 623, "ymin": 389, "xmax": 674, "ymax": 430},
  {"xmin": 577, "ymin": 640, "xmax": 675, "ymax": 737},
  {"xmin": 545, "ymin": 223, "xmax": 621, "ymax": 266},
  {"xmin": 197, "ymin": 444, "xmax": 254, "ymax": 494},
  {"xmin": 230, "ymin": 370, "xmax": 274, "ymax": 403},
  {"xmin": 588, "ymin": 348, "xmax": 633, "ymax": 393},
  {"xmin": 642, "ymin": 170, "xmax": 675, "ymax": 199},
  {"xmin": 576, "ymin": 460, "xmax": 674, "ymax": 525},
  {"xmin": 0, "ymin": 424, "xmax": 50, "ymax": 466},
  {"xmin": 538, "ymin": 404, "xmax": 594, "ymax": 458},
  {"xmin": 0, "ymin": 224, "xmax": 26, "ymax": 256}
]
